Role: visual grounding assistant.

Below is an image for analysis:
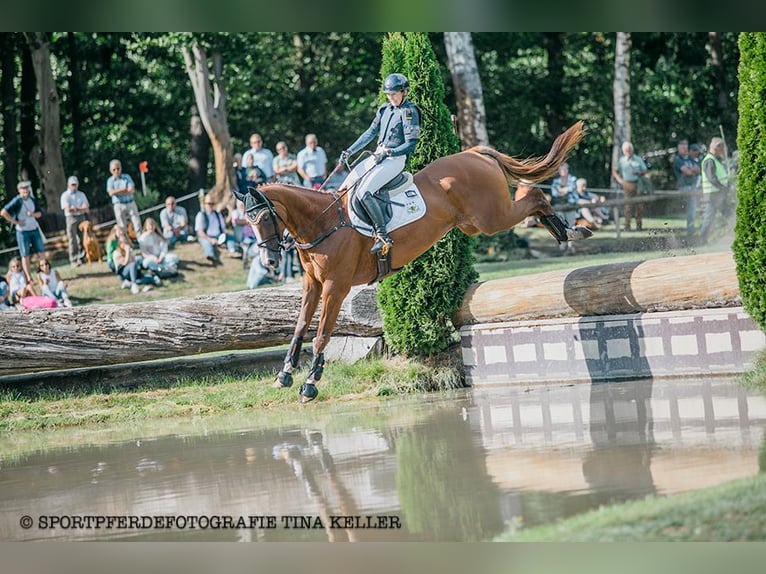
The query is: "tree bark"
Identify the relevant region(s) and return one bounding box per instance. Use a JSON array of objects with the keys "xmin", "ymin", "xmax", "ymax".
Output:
[
  {"xmin": 182, "ymin": 43, "xmax": 236, "ymax": 206},
  {"xmin": 0, "ymin": 285, "xmax": 382, "ymax": 377},
  {"xmin": 443, "ymin": 32, "xmax": 489, "ymax": 148},
  {"xmin": 24, "ymin": 32, "xmax": 66, "ymax": 211},
  {"xmin": 543, "ymin": 32, "xmax": 566, "ymax": 139},
  {"xmin": 187, "ymin": 103, "xmax": 210, "ymax": 195},
  {"xmin": 1, "ymin": 33, "xmax": 19, "ymax": 194},
  {"xmin": 19, "ymin": 38, "xmax": 36, "ymax": 186},
  {"xmin": 612, "ymin": 32, "xmax": 631, "ymax": 183},
  {"xmin": 66, "ymin": 32, "xmax": 84, "ymax": 173},
  {"xmin": 454, "ymin": 252, "xmax": 740, "ymax": 326}
]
